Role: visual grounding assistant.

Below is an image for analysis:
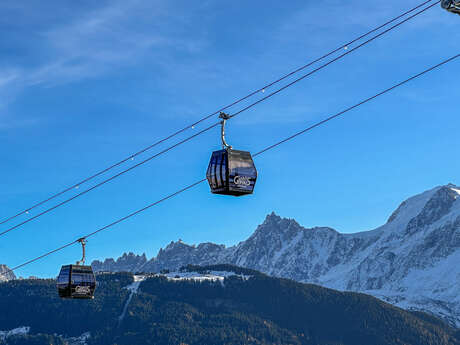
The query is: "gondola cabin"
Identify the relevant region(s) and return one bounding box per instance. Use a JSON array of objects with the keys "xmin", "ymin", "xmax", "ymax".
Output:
[
  {"xmin": 441, "ymin": 0, "xmax": 460, "ymax": 15},
  {"xmin": 57, "ymin": 264, "xmax": 96, "ymax": 299},
  {"xmin": 206, "ymin": 149, "xmax": 257, "ymax": 196}
]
